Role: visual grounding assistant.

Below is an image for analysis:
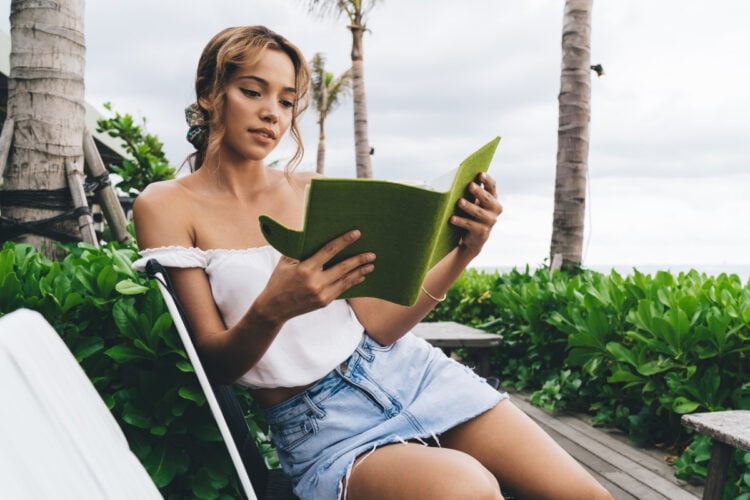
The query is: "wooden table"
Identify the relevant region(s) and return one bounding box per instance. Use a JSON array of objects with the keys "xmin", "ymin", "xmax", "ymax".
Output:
[
  {"xmin": 682, "ymin": 410, "xmax": 750, "ymax": 500},
  {"xmin": 412, "ymin": 321, "xmax": 502, "ymax": 377}
]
